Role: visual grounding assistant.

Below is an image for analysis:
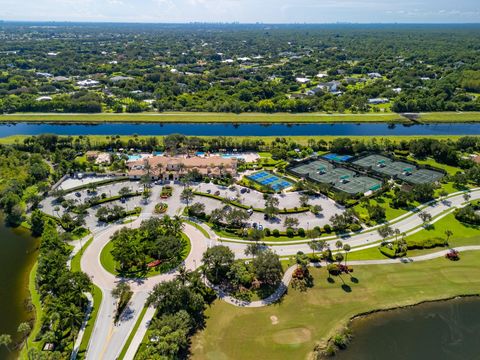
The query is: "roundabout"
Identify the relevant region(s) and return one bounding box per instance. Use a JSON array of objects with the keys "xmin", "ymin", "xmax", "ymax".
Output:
[{"xmin": 74, "ymin": 186, "xmax": 480, "ymax": 360}]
